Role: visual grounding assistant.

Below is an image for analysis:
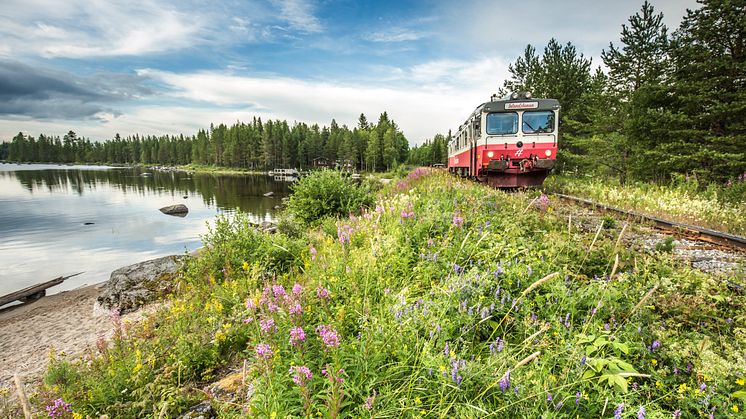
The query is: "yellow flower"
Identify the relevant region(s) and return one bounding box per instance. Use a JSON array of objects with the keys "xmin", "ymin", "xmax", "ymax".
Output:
[
  {"xmin": 415, "ymin": 397, "xmax": 422, "ymax": 405},
  {"xmin": 737, "ymin": 377, "xmax": 745, "ymax": 386},
  {"xmin": 732, "ymin": 405, "xmax": 739, "ymax": 413},
  {"xmin": 678, "ymin": 383, "xmax": 689, "ymax": 394},
  {"xmin": 655, "ymin": 381, "xmax": 663, "ymax": 389},
  {"xmin": 242, "ymin": 261, "xmax": 249, "ymax": 271},
  {"xmin": 651, "ymin": 359, "xmax": 657, "ymax": 366}
]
